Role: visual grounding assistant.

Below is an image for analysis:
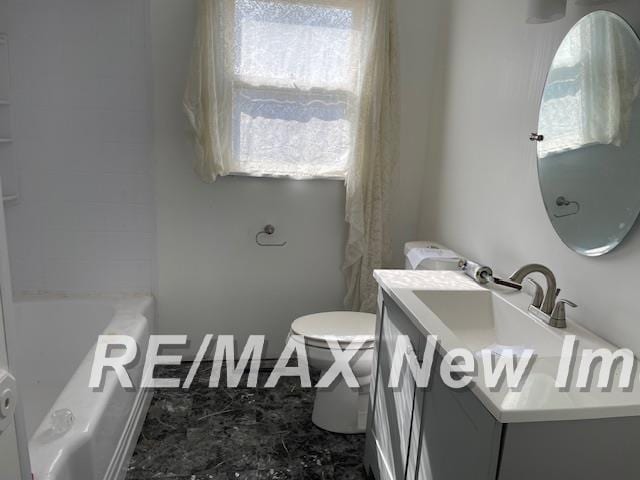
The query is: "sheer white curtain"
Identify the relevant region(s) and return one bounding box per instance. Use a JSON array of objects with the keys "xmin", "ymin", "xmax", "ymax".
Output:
[
  {"xmin": 343, "ymin": 0, "xmax": 398, "ymax": 312},
  {"xmin": 539, "ymin": 12, "xmax": 640, "ymax": 158},
  {"xmin": 184, "ymin": 0, "xmax": 233, "ymax": 182},
  {"xmin": 184, "ymin": 0, "xmax": 398, "ymax": 311}
]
